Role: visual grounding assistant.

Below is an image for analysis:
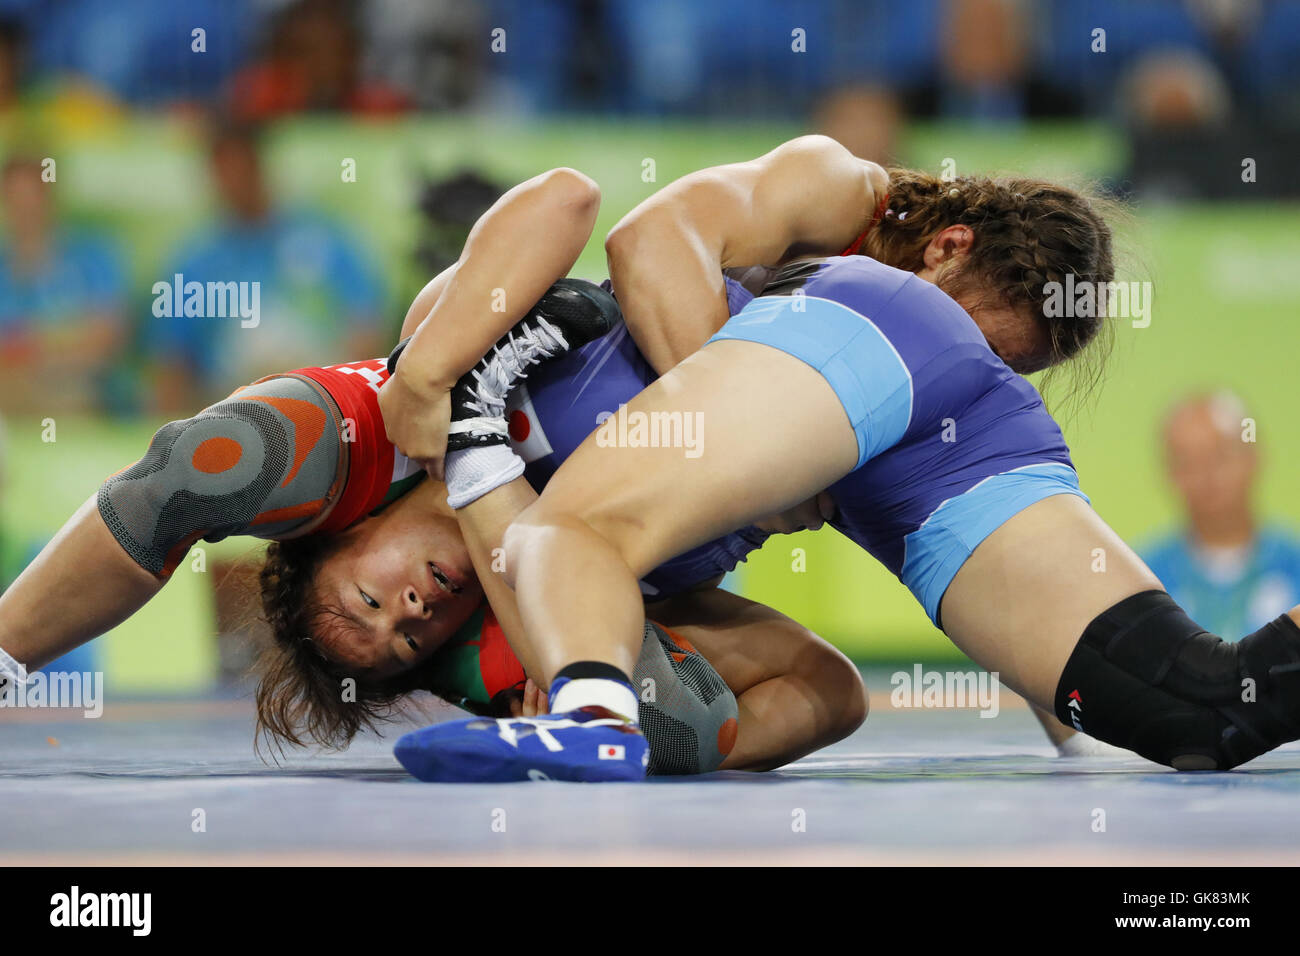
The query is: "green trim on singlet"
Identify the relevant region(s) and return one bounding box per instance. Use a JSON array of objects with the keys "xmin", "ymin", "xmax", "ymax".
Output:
[
  {"xmin": 422, "ymin": 605, "xmax": 492, "ymax": 711},
  {"xmin": 373, "ymin": 471, "xmax": 426, "ymax": 514}
]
